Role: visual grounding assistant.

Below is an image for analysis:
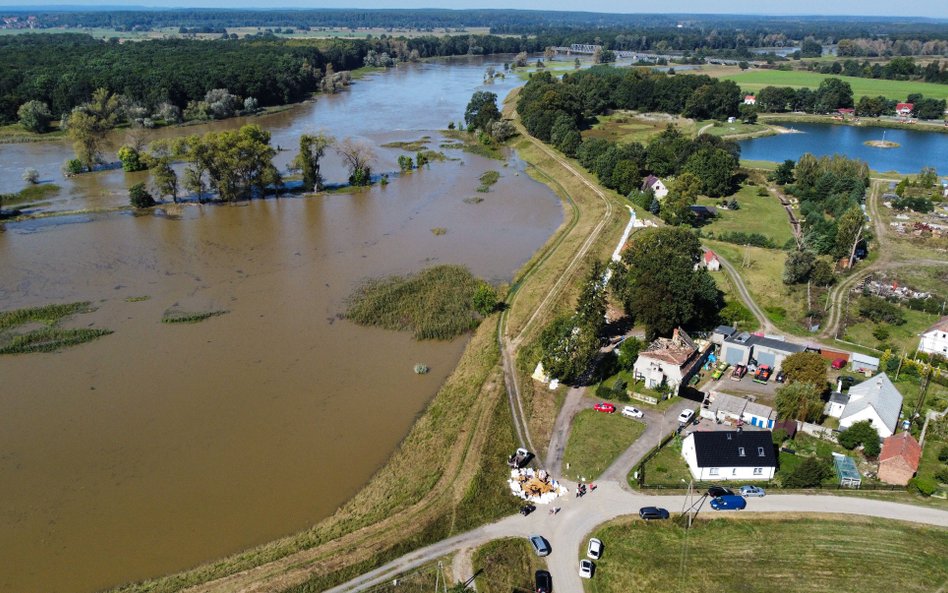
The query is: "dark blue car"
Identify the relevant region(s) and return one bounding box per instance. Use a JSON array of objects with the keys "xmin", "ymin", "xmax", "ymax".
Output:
[{"xmin": 710, "ymin": 494, "xmax": 747, "ymax": 510}]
